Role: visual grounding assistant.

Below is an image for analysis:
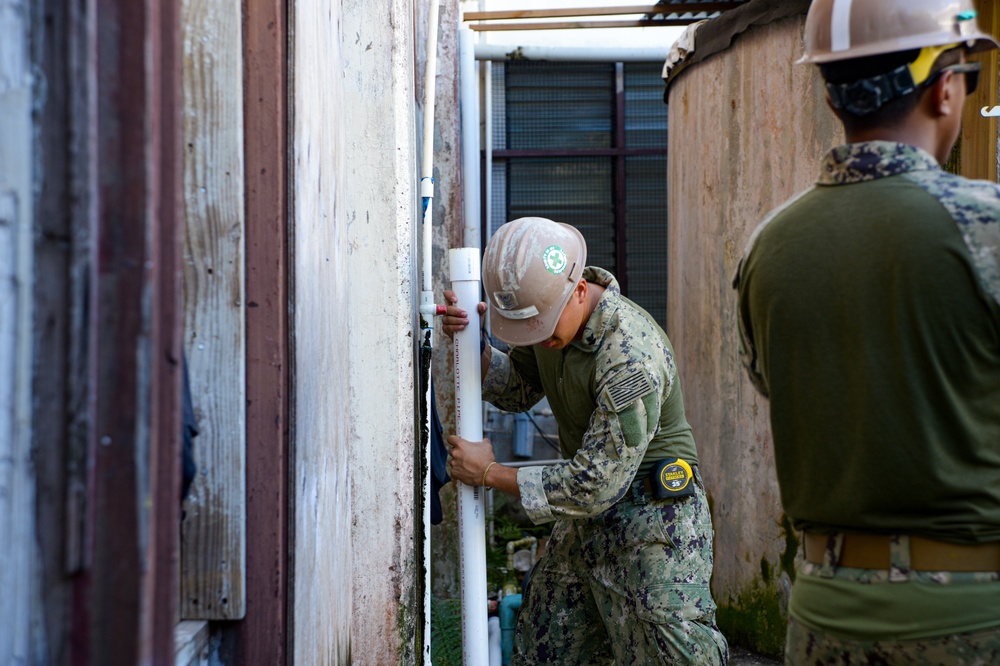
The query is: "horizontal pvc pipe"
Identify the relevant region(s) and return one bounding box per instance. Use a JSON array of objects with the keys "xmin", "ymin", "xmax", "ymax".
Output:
[
  {"xmin": 474, "ymin": 43, "xmax": 669, "ymax": 62},
  {"xmin": 451, "ymin": 248, "xmax": 489, "ymax": 665}
]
